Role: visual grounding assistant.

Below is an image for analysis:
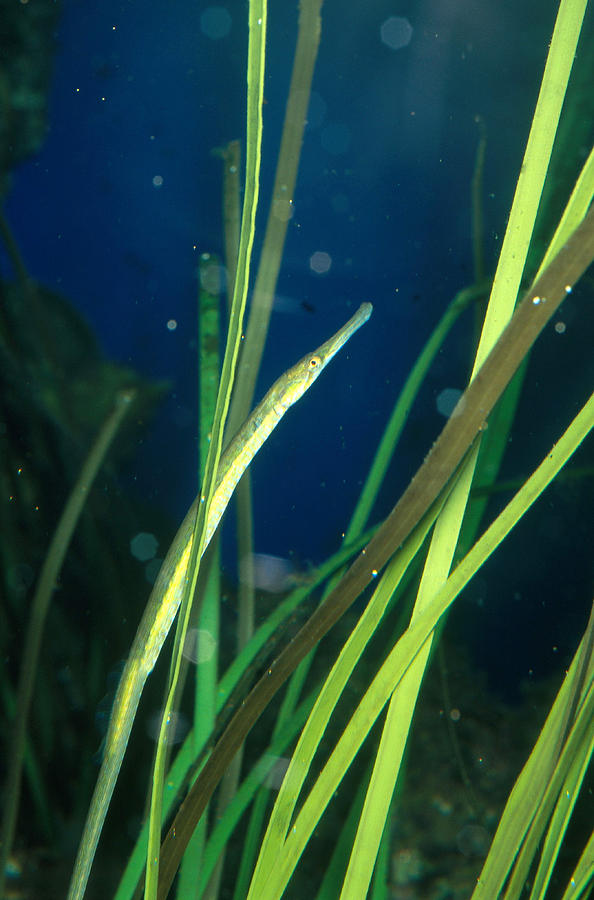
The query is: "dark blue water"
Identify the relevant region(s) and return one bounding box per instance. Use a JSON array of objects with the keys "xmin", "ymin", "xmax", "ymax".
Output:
[{"xmin": 5, "ymin": 0, "xmax": 591, "ymax": 694}]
